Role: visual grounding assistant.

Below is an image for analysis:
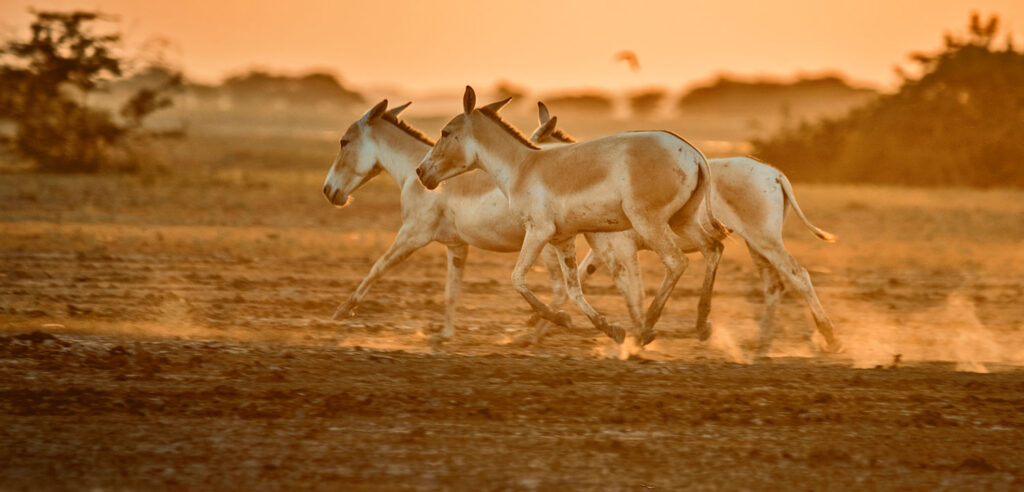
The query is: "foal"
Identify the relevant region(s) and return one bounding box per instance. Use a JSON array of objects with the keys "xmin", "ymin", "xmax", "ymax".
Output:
[
  {"xmin": 530, "ymin": 103, "xmax": 843, "ymax": 354},
  {"xmin": 417, "ymin": 87, "xmax": 727, "ymax": 345},
  {"xmin": 322, "ymin": 100, "xmax": 567, "ymax": 343}
]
